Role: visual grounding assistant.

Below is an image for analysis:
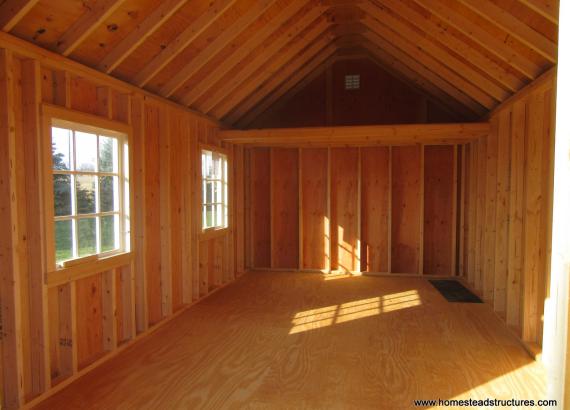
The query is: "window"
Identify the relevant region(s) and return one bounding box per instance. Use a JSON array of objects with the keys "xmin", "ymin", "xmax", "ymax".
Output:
[
  {"xmin": 51, "ymin": 120, "xmax": 127, "ymax": 266},
  {"xmin": 345, "ymin": 74, "xmax": 360, "ymax": 90},
  {"xmin": 201, "ymin": 149, "xmax": 228, "ymax": 230}
]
